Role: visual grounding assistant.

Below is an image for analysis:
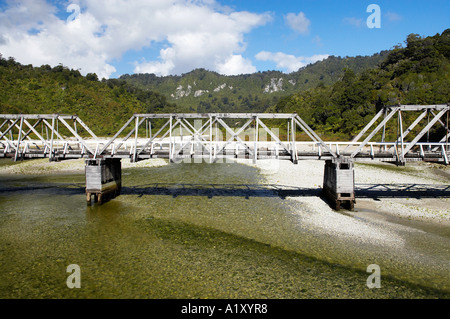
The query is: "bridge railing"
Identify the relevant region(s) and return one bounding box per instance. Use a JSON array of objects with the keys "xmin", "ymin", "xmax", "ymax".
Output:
[
  {"xmin": 0, "ymin": 114, "xmax": 98, "ymax": 160},
  {"xmin": 1, "ymin": 105, "xmax": 448, "ymax": 164},
  {"xmin": 342, "ymin": 104, "xmax": 449, "ymax": 164},
  {"xmin": 94, "ymin": 113, "xmax": 338, "ymax": 163}
]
